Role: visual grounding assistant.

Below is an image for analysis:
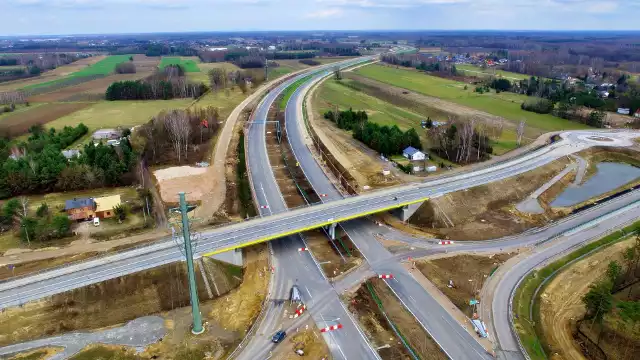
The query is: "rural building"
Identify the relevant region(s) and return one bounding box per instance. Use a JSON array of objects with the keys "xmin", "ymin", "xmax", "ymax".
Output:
[
  {"xmin": 403, "ymin": 147, "xmax": 427, "ymax": 161},
  {"xmin": 65, "ymin": 198, "xmax": 96, "ymax": 221},
  {"xmin": 61, "ymin": 149, "xmax": 80, "ymax": 159},
  {"xmin": 94, "ymin": 195, "xmax": 121, "ymax": 219},
  {"xmin": 635, "ymin": 109, "xmax": 640, "ymax": 118},
  {"xmin": 617, "ymin": 108, "xmax": 630, "ymax": 115},
  {"xmin": 92, "ymin": 129, "xmax": 122, "ymax": 141}
]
